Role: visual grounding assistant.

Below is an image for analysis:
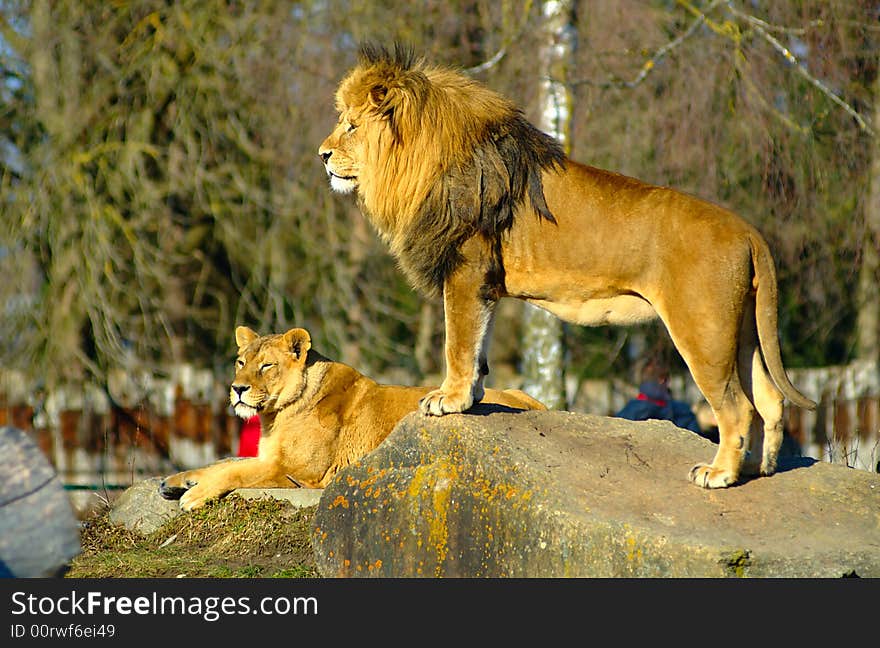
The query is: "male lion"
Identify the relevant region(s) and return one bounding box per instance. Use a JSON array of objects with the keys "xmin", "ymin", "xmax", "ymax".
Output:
[
  {"xmin": 318, "ymin": 43, "xmax": 816, "ymax": 489},
  {"xmin": 159, "ymin": 325, "xmax": 545, "ymax": 510}
]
